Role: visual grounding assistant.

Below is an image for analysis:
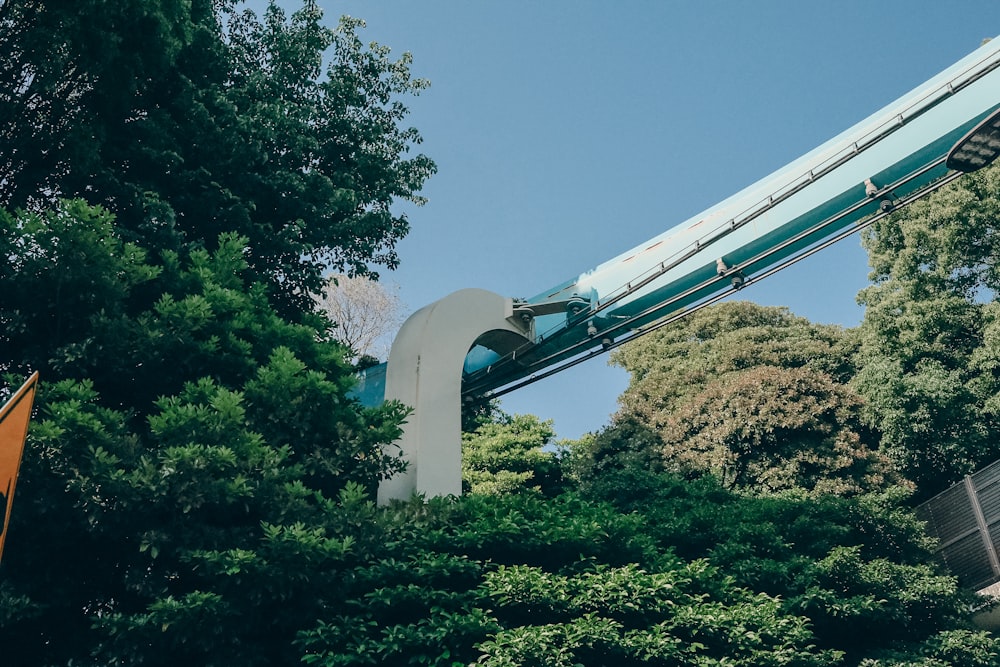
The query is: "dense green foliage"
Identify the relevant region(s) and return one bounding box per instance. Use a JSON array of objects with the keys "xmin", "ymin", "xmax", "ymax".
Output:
[
  {"xmin": 1, "ymin": 0, "xmax": 434, "ymax": 313},
  {"xmin": 606, "ymin": 164, "xmax": 1000, "ymax": 498},
  {"xmin": 294, "ymin": 470, "xmax": 997, "ymax": 666},
  {"xmin": 0, "ymin": 1, "xmax": 425, "ymax": 662},
  {"xmin": 461, "ymin": 413, "xmax": 564, "ymax": 496},
  {"xmin": 612, "ymin": 301, "xmax": 857, "ymax": 407},
  {"xmin": 657, "ymin": 365, "xmax": 894, "ymax": 495},
  {"xmin": 608, "ymin": 302, "xmax": 892, "ymax": 496},
  {"xmin": 2, "ymin": 0, "xmax": 999, "ymax": 664},
  {"xmin": 0, "ymin": 201, "xmax": 408, "ymax": 664},
  {"xmin": 856, "ymin": 163, "xmax": 1000, "ymax": 496}
]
